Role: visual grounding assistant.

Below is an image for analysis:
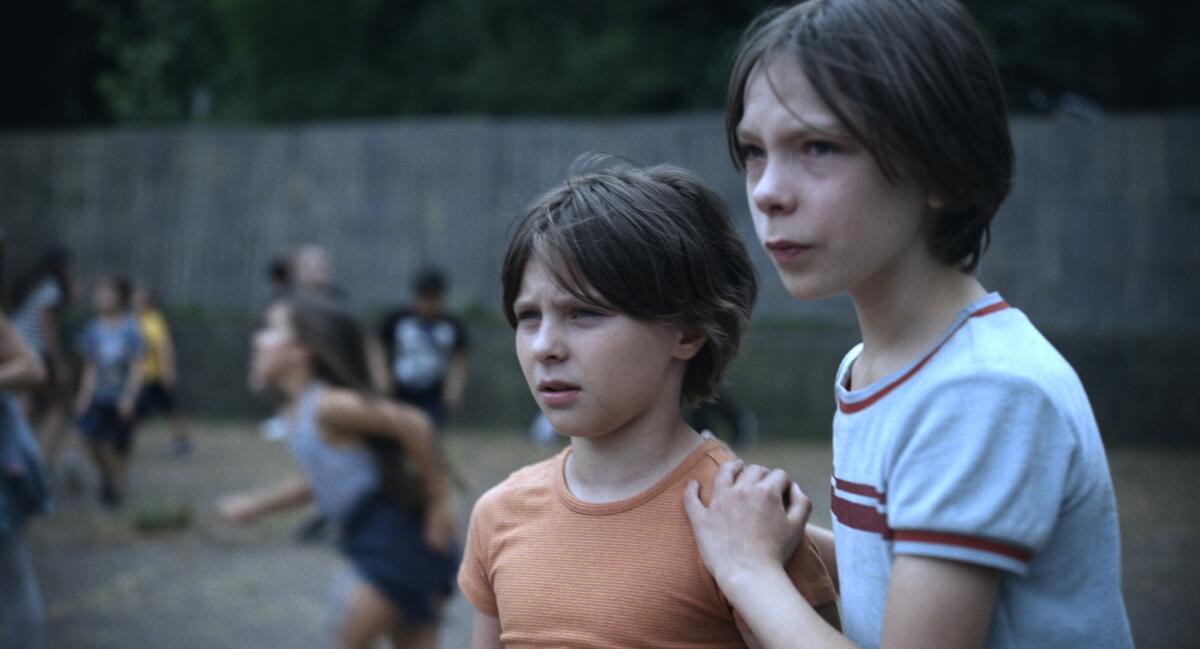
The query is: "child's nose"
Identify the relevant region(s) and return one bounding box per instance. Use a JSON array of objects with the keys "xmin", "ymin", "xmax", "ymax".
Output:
[
  {"xmin": 531, "ymin": 321, "xmax": 566, "ymax": 362},
  {"xmin": 752, "ymin": 160, "xmax": 799, "ymax": 217}
]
